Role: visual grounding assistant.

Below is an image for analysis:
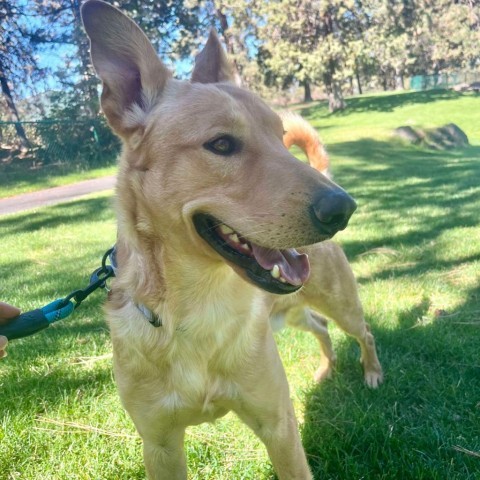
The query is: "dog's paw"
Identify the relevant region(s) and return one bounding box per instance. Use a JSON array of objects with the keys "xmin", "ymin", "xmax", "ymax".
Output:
[
  {"xmin": 364, "ymin": 369, "xmax": 383, "ymax": 388},
  {"xmin": 313, "ymin": 360, "xmax": 335, "ymax": 383},
  {"xmin": 313, "ymin": 367, "xmax": 332, "ymax": 383}
]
